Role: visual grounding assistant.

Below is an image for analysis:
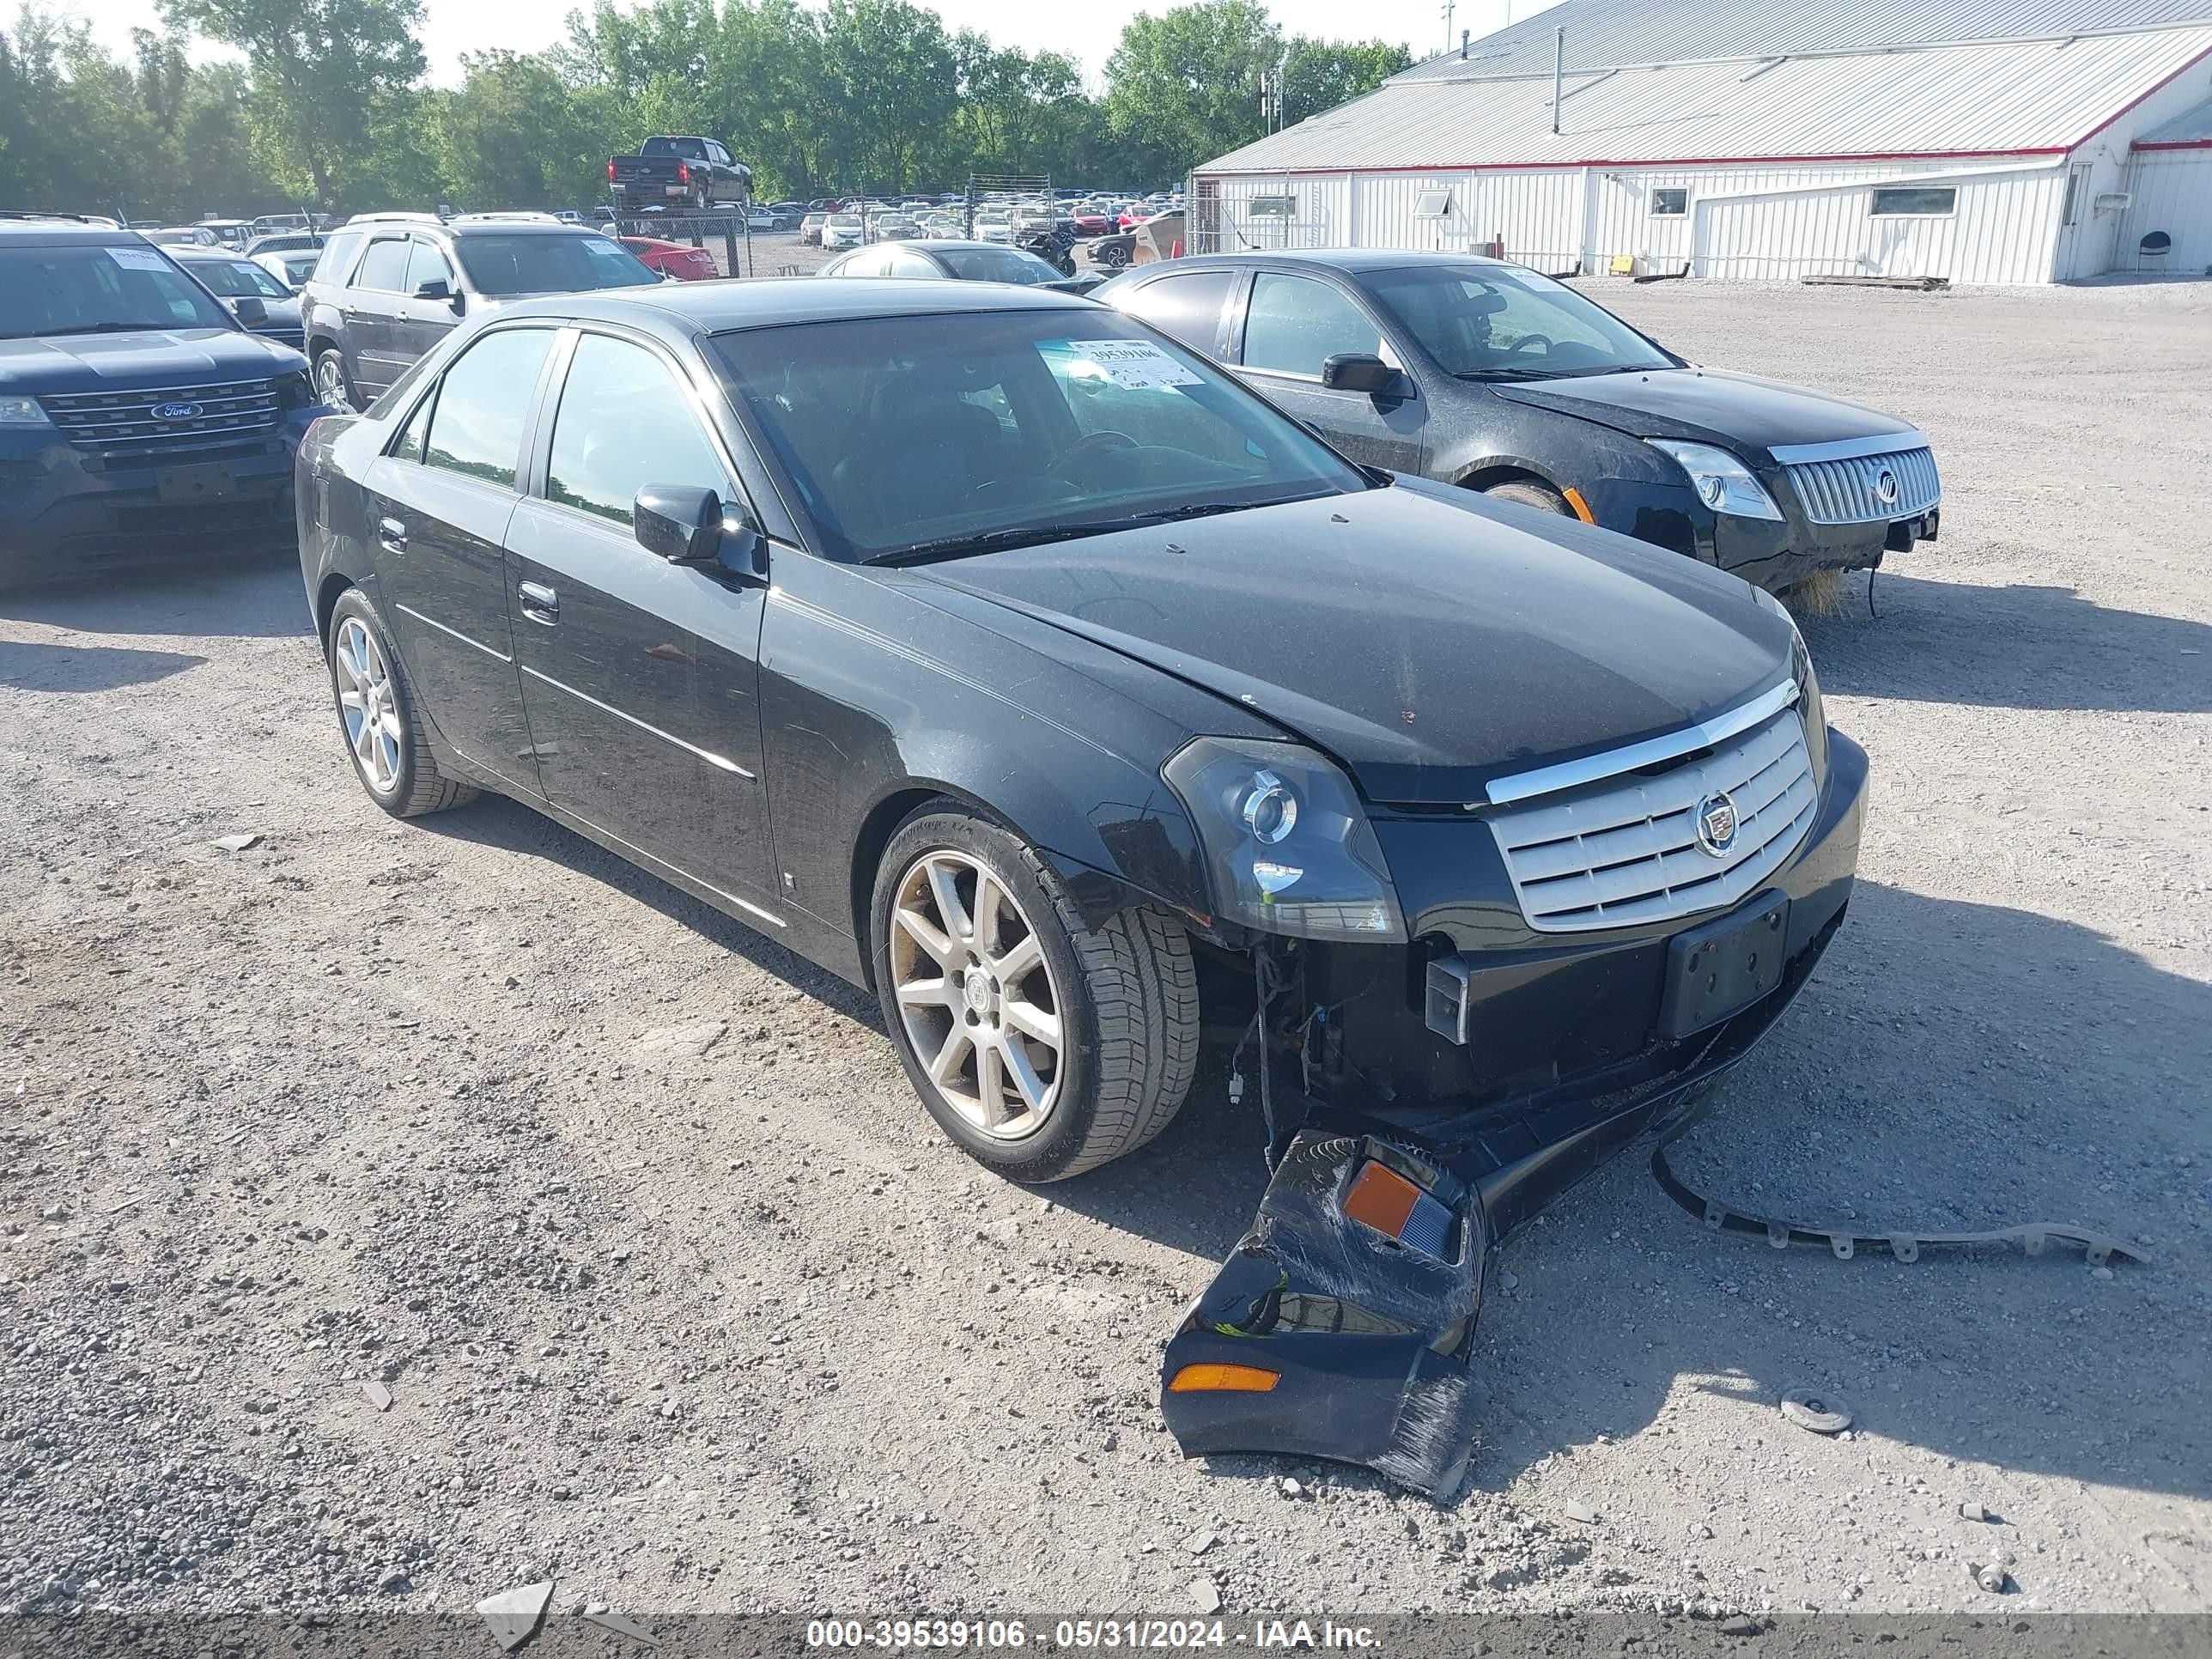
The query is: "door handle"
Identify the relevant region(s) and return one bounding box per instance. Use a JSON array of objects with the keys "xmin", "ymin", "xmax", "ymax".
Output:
[
  {"xmin": 518, "ymin": 581, "xmax": 559, "ymax": 625},
  {"xmin": 377, "ymin": 516, "xmax": 407, "ymax": 553}
]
